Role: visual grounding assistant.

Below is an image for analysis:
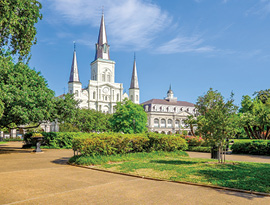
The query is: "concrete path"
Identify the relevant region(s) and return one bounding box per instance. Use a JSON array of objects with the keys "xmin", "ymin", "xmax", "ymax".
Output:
[
  {"xmin": 186, "ymin": 151, "xmax": 270, "ymax": 163},
  {"xmin": 0, "ymin": 142, "xmax": 269, "ymax": 205}
]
